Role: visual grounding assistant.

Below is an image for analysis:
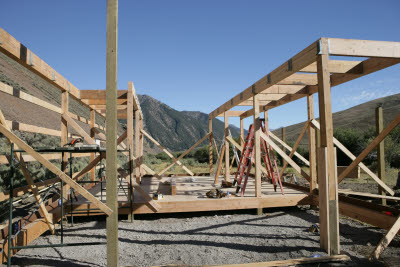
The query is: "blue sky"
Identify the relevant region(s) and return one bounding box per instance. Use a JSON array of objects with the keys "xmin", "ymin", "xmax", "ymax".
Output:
[{"xmin": 1, "ymin": 0, "xmax": 399, "ymax": 130}]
